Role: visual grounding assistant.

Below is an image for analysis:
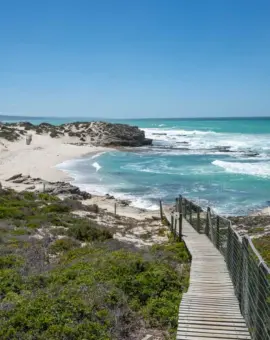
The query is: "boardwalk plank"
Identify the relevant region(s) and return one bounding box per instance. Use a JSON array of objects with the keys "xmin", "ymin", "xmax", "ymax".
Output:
[{"xmin": 163, "ymin": 210, "xmax": 251, "ymax": 340}]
